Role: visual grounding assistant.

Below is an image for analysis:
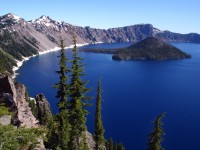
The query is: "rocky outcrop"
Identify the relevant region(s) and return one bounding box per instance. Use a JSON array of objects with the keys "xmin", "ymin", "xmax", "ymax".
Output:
[
  {"xmin": 0, "ymin": 76, "xmax": 97, "ymax": 150},
  {"xmin": 0, "ymin": 76, "xmax": 38, "ymax": 127},
  {"xmin": 35, "ymin": 93, "xmax": 52, "ymax": 125},
  {"xmin": 15, "ymin": 82, "xmax": 38, "ymax": 127},
  {"xmin": 0, "ymin": 76, "xmax": 17, "ymax": 103}
]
